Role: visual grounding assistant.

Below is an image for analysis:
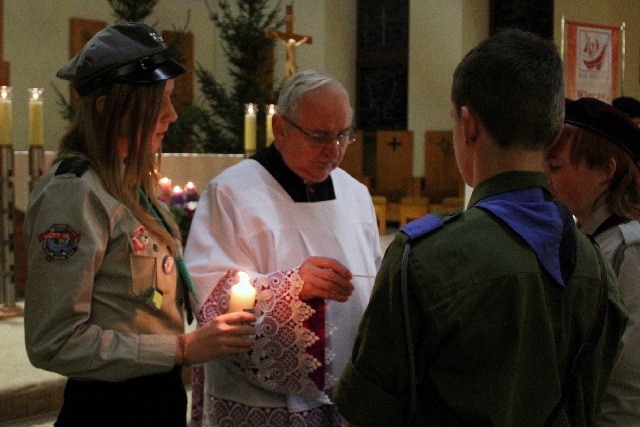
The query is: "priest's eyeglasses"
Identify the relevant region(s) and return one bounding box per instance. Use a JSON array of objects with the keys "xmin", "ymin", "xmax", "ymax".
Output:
[{"xmin": 282, "ymin": 115, "xmax": 356, "ymax": 149}]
